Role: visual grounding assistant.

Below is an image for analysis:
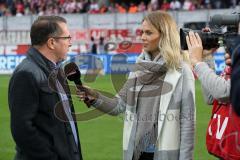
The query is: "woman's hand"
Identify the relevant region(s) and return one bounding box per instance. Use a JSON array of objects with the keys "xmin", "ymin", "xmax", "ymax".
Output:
[
  {"xmin": 186, "ymin": 31, "xmax": 204, "ymax": 66},
  {"xmin": 76, "ymin": 86, "xmax": 99, "ymax": 107}
]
